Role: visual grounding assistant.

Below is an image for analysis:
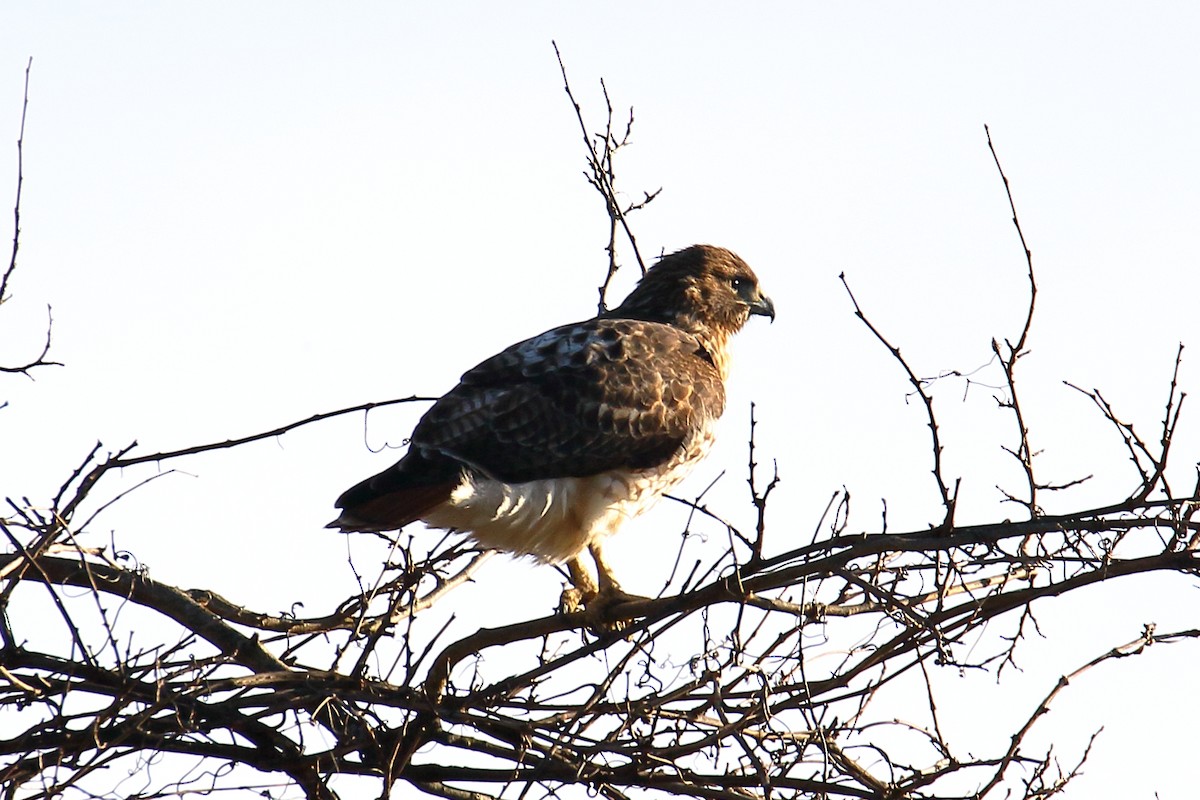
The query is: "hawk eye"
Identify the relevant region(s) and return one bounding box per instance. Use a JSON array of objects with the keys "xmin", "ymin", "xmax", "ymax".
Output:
[{"xmin": 729, "ymin": 276, "xmax": 746, "ymax": 291}]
